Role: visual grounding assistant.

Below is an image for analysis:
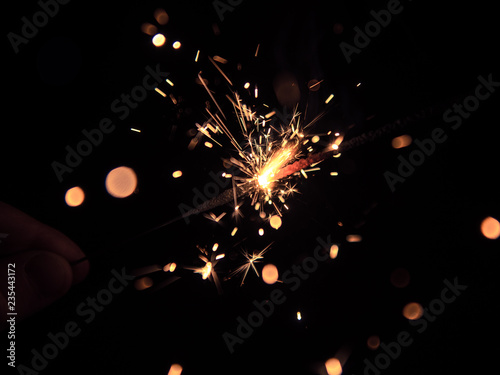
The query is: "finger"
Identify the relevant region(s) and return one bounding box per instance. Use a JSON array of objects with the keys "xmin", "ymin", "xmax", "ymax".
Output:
[
  {"xmin": 0, "ymin": 251, "xmax": 73, "ymax": 331},
  {"xmin": 0, "ymin": 202, "xmax": 89, "ymax": 284}
]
